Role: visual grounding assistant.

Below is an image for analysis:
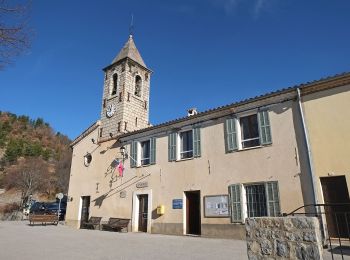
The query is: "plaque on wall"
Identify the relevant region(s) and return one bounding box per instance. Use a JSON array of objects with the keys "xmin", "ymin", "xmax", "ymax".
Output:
[
  {"xmin": 203, "ymin": 195, "xmax": 229, "ymax": 218},
  {"xmin": 136, "ymin": 181, "xmax": 148, "ymax": 188}
]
